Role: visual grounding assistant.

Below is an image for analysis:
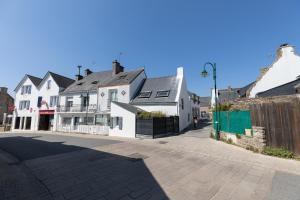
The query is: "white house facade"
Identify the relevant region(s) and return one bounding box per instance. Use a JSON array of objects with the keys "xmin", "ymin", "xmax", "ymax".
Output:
[
  {"xmin": 249, "ymin": 44, "xmax": 300, "ymax": 98},
  {"xmin": 12, "ymin": 72, "xmax": 74, "ymax": 131}
]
